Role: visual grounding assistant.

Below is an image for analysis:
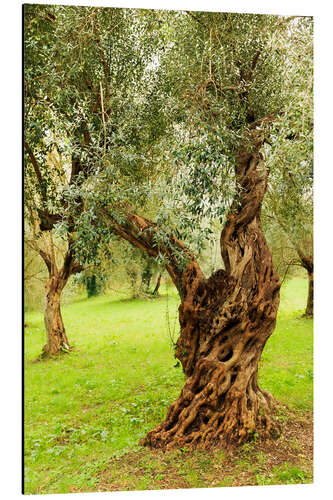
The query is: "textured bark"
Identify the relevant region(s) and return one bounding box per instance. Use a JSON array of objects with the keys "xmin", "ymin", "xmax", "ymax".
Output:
[
  {"xmin": 141, "ymin": 143, "xmax": 281, "ymax": 450},
  {"xmin": 39, "ymin": 239, "xmax": 82, "ymax": 357},
  {"xmin": 43, "ymin": 276, "xmax": 70, "ymax": 355}
]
